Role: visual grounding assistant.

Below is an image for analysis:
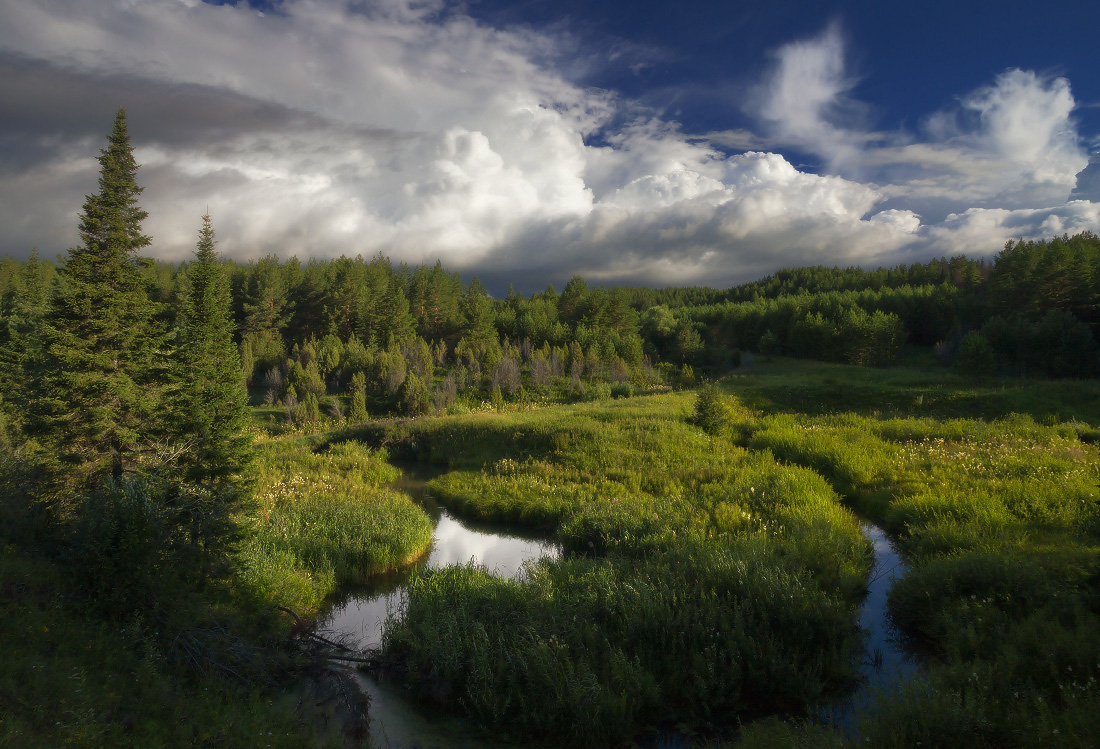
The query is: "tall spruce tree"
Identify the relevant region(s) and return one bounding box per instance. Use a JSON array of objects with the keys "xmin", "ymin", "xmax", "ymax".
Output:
[
  {"xmin": 173, "ymin": 214, "xmax": 253, "ymax": 486},
  {"xmin": 32, "ymin": 107, "xmax": 161, "ymax": 492}
]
